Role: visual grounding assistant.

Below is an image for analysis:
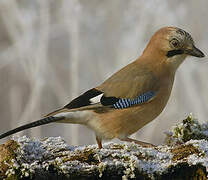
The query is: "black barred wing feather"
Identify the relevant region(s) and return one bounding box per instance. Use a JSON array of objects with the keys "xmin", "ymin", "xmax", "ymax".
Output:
[
  {"xmin": 101, "ymin": 91, "xmax": 155, "ymax": 109},
  {"xmin": 113, "ymin": 91, "xmax": 155, "ymax": 108}
]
